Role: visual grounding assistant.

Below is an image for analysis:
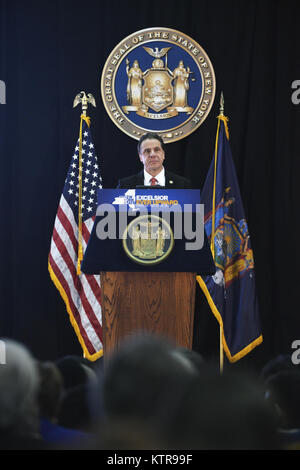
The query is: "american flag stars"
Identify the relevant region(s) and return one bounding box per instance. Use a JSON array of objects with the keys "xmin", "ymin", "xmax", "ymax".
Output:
[{"xmin": 65, "ymin": 129, "xmax": 102, "ymax": 220}]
